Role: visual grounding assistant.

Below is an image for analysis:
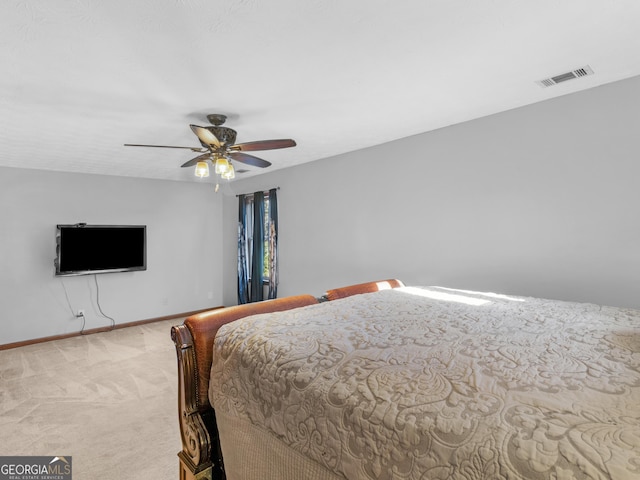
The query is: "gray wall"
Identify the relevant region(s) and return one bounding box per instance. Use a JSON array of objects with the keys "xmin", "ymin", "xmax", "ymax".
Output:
[
  {"xmin": 0, "ymin": 168, "xmax": 223, "ymax": 345},
  {"xmin": 222, "ymin": 75, "xmax": 640, "ymax": 309}
]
